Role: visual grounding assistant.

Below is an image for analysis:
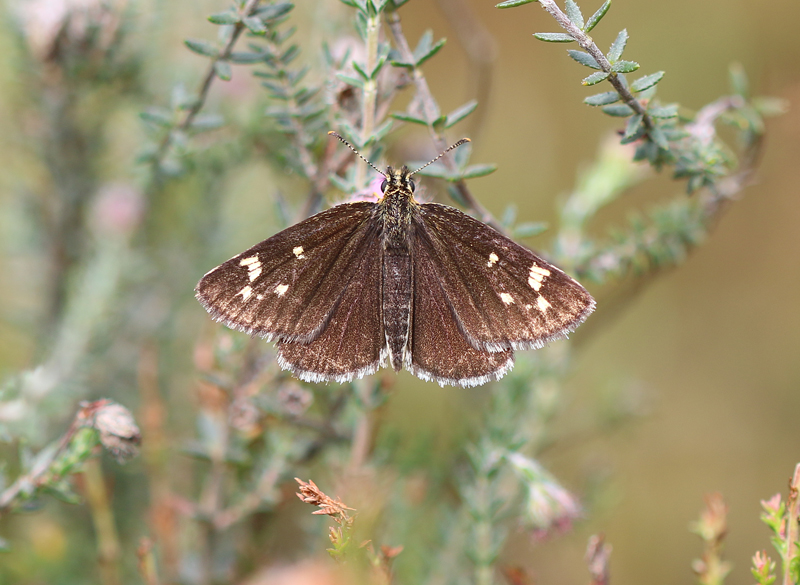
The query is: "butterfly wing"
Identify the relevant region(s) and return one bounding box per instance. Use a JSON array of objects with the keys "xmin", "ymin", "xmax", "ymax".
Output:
[
  {"xmin": 415, "ymin": 203, "xmax": 595, "ymax": 352},
  {"xmin": 276, "ymin": 223, "xmax": 385, "ymax": 383},
  {"xmin": 196, "ymin": 201, "xmax": 378, "ymax": 343},
  {"xmin": 406, "ymin": 234, "xmax": 514, "ymax": 387}
]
